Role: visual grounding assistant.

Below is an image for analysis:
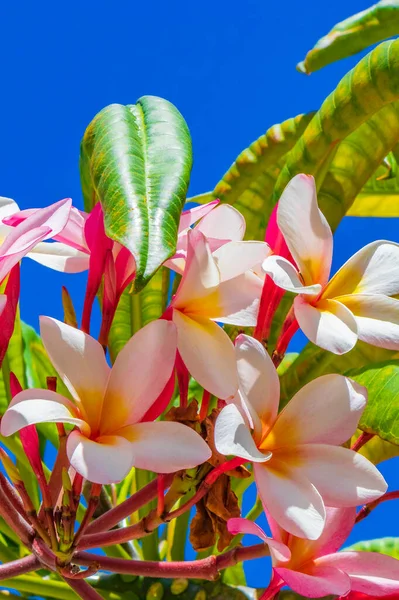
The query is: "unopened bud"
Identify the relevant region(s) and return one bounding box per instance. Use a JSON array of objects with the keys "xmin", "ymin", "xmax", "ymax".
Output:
[
  {"xmin": 62, "ymin": 286, "xmax": 78, "ymax": 328},
  {"xmin": 146, "ymin": 582, "xmax": 164, "ymax": 600},
  {"xmin": 0, "ymin": 448, "xmax": 22, "ymax": 484},
  {"xmin": 171, "ymin": 579, "xmax": 189, "ymax": 595}
]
